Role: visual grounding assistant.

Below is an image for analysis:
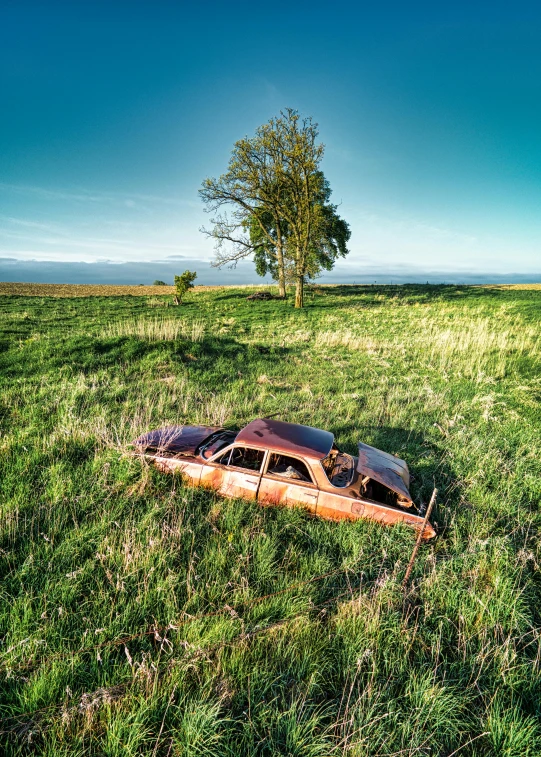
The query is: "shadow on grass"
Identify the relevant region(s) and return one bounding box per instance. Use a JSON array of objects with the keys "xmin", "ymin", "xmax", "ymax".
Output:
[
  {"xmin": 0, "ymin": 333, "xmax": 292, "ymax": 378},
  {"xmin": 308, "ymin": 283, "xmax": 537, "ymax": 307}
]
